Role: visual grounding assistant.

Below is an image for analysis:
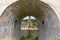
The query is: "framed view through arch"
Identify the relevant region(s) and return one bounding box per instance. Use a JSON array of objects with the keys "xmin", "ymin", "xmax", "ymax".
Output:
[{"xmin": 20, "ymin": 16, "xmax": 38, "ymax": 40}]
